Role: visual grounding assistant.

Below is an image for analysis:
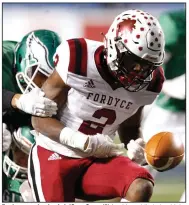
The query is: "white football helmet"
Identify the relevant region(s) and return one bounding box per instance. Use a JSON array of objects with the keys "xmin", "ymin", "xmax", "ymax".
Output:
[{"xmin": 104, "ymin": 9, "xmax": 165, "ymax": 91}]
